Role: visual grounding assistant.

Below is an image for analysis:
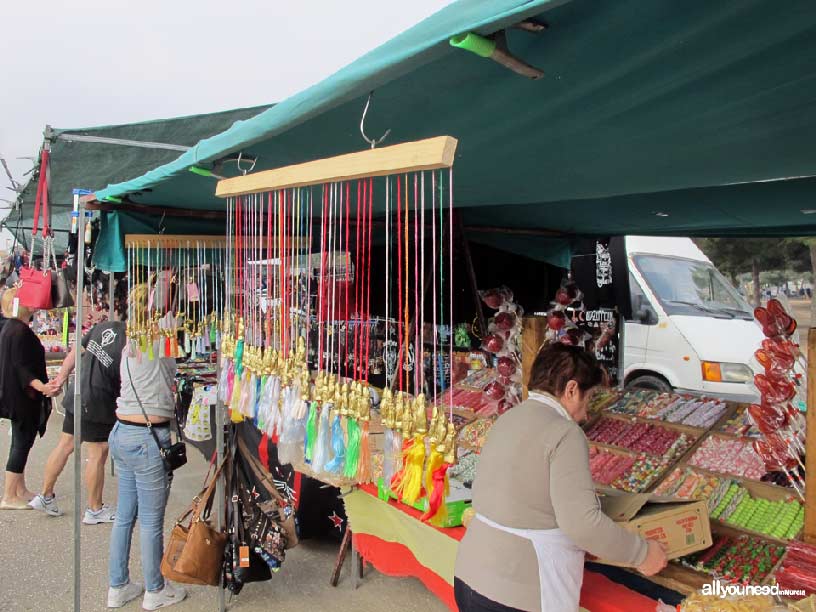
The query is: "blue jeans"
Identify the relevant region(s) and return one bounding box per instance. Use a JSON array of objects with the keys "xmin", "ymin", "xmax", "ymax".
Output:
[{"xmin": 108, "ymin": 422, "xmax": 170, "ymax": 592}]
